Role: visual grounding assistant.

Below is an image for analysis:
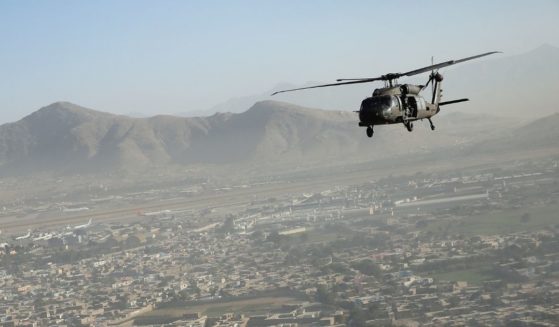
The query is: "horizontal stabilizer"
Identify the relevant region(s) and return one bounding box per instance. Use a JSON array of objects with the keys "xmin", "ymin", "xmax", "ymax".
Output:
[{"xmin": 439, "ymin": 98, "xmax": 469, "ymax": 106}]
